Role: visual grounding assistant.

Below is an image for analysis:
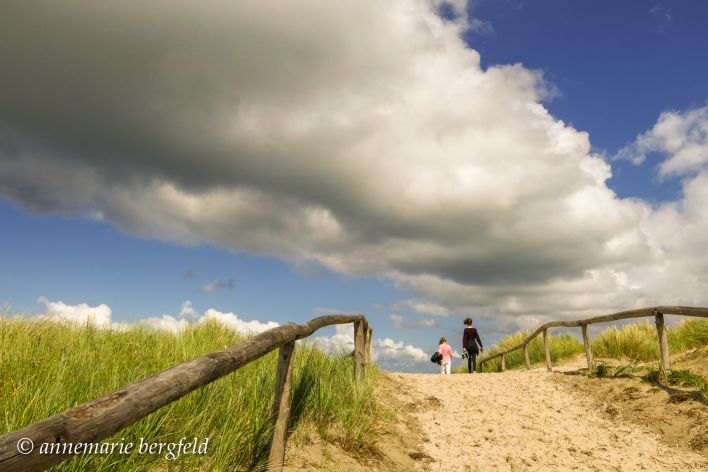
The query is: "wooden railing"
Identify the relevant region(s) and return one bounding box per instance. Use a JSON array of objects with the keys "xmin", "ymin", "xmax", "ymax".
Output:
[
  {"xmin": 478, "ymin": 306, "xmax": 708, "ymax": 373},
  {"xmin": 0, "ymin": 314, "xmax": 373, "ymax": 472}
]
